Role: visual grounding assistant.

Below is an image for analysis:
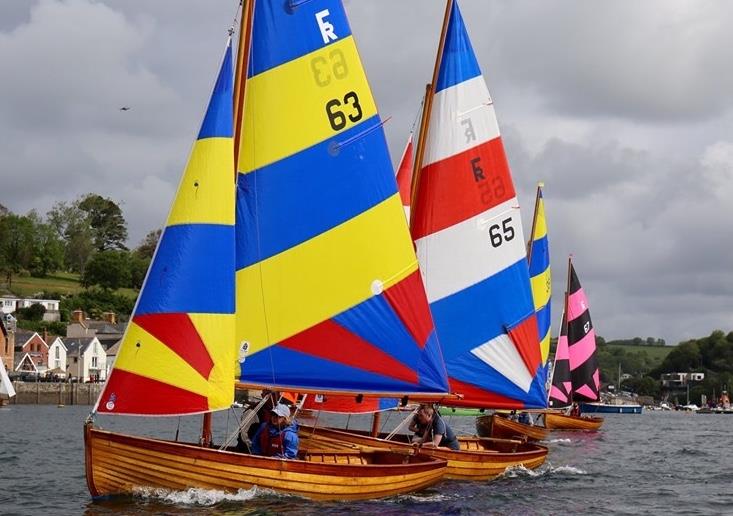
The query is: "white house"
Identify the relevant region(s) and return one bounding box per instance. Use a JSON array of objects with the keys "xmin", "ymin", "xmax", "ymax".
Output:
[
  {"xmin": 65, "ymin": 337, "xmax": 107, "ymax": 382},
  {"xmin": 1, "ymin": 296, "xmax": 60, "ymax": 314},
  {"xmin": 46, "ymin": 337, "xmax": 67, "ymax": 375}
]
